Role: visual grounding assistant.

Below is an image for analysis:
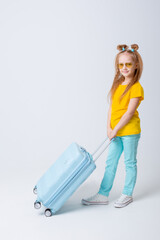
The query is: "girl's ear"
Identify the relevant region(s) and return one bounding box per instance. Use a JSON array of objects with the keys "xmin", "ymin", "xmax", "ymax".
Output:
[{"xmin": 135, "ymin": 63, "xmax": 138, "ymax": 68}]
